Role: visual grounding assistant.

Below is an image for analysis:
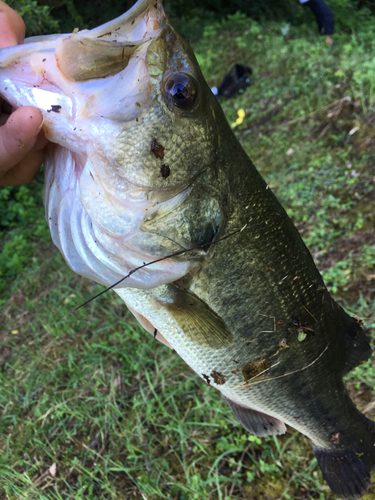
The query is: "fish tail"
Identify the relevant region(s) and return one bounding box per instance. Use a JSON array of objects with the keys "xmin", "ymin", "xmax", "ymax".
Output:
[
  {"xmin": 313, "ymin": 416, "xmax": 375, "ymax": 499},
  {"xmin": 313, "ymin": 446, "xmax": 370, "ymax": 499}
]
